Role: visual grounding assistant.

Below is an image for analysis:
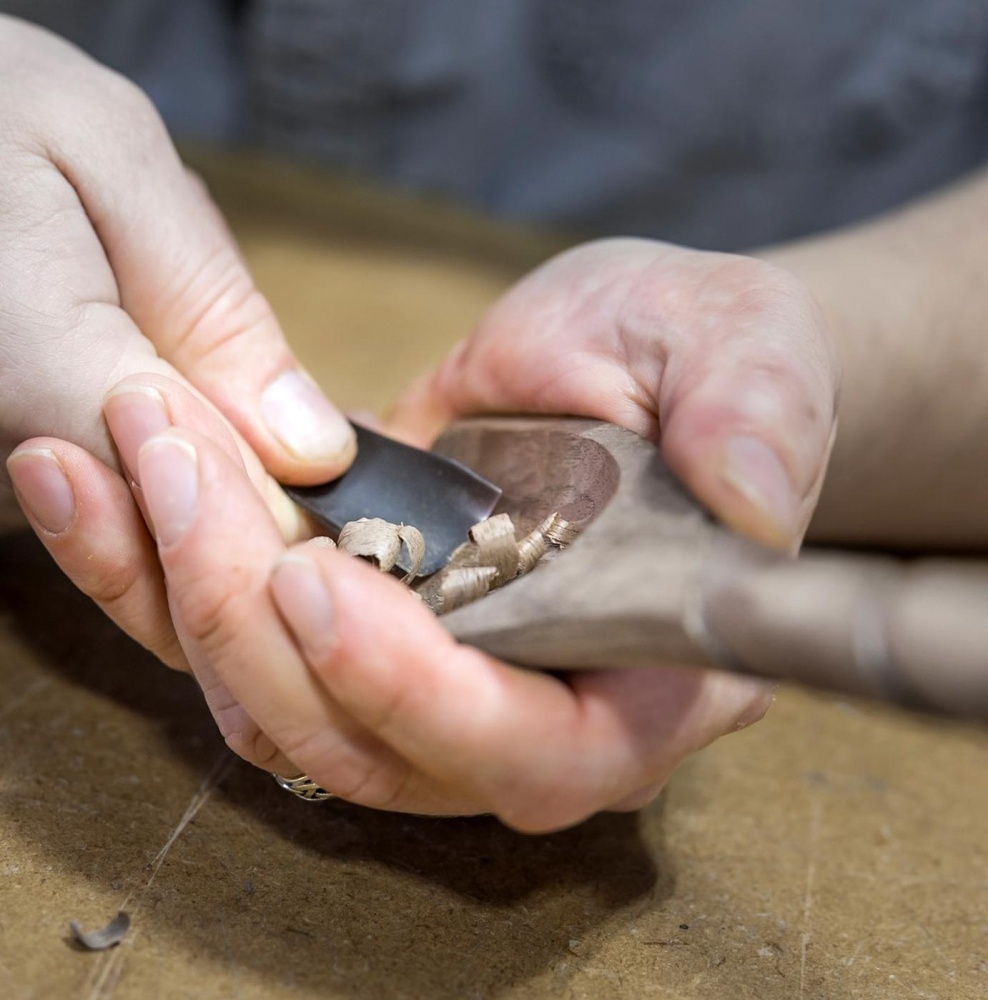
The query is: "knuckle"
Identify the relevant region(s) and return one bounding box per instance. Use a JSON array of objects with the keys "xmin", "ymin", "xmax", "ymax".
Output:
[
  {"xmin": 609, "ymin": 782, "xmax": 666, "ymax": 814},
  {"xmin": 103, "ymin": 73, "xmax": 165, "ymax": 136},
  {"xmin": 183, "ymin": 166, "xmax": 209, "ymax": 199},
  {"xmin": 359, "ymin": 765, "xmax": 414, "ymax": 812},
  {"xmin": 331, "ymin": 756, "xmax": 413, "ymax": 811},
  {"xmin": 484, "ymin": 768, "xmax": 591, "ymax": 834},
  {"xmin": 0, "ymin": 25, "xmax": 168, "ymax": 159},
  {"xmin": 206, "ymin": 694, "xmax": 281, "ymax": 769},
  {"xmin": 56, "ymin": 67, "xmax": 175, "ymax": 167},
  {"xmin": 171, "ymin": 563, "xmax": 250, "ymax": 659},
  {"xmin": 735, "ymin": 684, "xmax": 775, "ymax": 731},
  {"xmin": 285, "ymin": 728, "xmax": 413, "ymax": 810},
  {"xmin": 487, "ymin": 755, "xmax": 626, "ymax": 834},
  {"xmin": 76, "ymin": 550, "xmax": 148, "ymax": 613},
  {"xmin": 224, "ymin": 727, "xmax": 282, "ymax": 770},
  {"xmin": 170, "ymin": 259, "xmax": 275, "ymax": 364}
]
